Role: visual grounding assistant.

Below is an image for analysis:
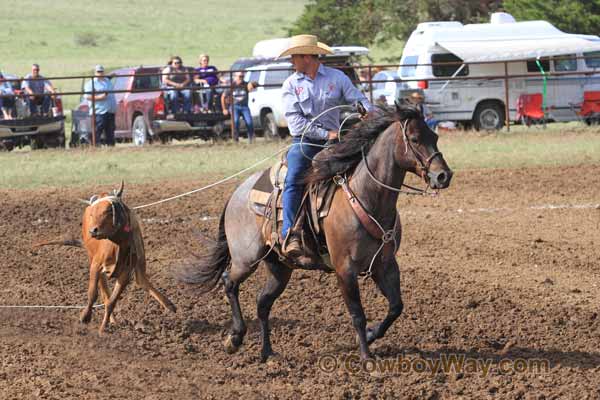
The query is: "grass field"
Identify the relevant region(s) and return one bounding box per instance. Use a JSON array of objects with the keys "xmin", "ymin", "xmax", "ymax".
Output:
[
  {"xmin": 2, "ymin": 125, "xmax": 599, "ymax": 189},
  {"xmin": 1, "ymin": 1, "xmax": 405, "ymax": 111},
  {"xmin": 2, "ymin": 0, "xmax": 308, "ymax": 110}
]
